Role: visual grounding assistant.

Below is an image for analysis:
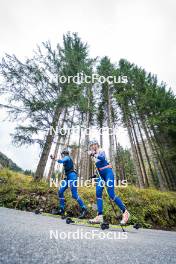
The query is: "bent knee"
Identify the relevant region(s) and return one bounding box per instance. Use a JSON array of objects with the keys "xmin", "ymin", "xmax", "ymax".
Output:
[
  {"xmin": 108, "ymin": 192, "xmax": 116, "ymax": 200},
  {"xmin": 58, "ymin": 190, "xmax": 64, "ymax": 197},
  {"xmin": 96, "ymin": 189, "xmax": 103, "ymax": 198},
  {"xmin": 72, "ymin": 192, "xmax": 78, "ymax": 200}
]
